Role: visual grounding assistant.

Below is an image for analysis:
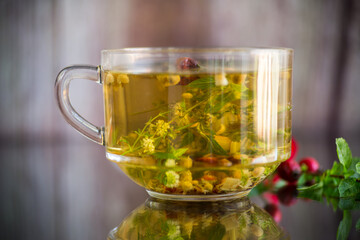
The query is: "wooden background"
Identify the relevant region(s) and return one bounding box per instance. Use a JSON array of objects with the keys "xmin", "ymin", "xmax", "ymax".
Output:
[
  {"xmin": 0, "ymin": 0, "xmax": 359, "ymax": 143},
  {"xmin": 0, "ymin": 0, "xmax": 359, "ymax": 239}
]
